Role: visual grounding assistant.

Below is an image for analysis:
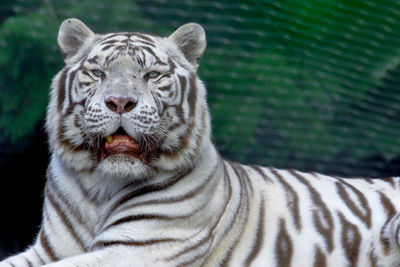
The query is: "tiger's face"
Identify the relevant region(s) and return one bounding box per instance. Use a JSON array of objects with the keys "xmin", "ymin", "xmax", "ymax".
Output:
[{"xmin": 46, "ymin": 19, "xmax": 210, "ymax": 181}]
